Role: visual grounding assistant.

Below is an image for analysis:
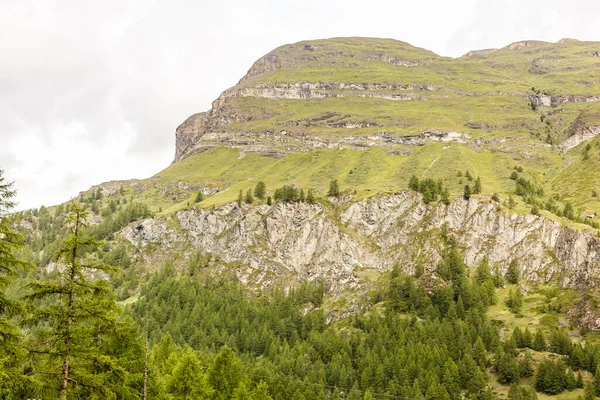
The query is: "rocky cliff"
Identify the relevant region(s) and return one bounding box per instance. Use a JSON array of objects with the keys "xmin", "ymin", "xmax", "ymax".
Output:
[
  {"xmin": 121, "ymin": 191, "xmax": 600, "ymax": 294},
  {"xmin": 174, "ymin": 37, "xmax": 600, "ymax": 161}
]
